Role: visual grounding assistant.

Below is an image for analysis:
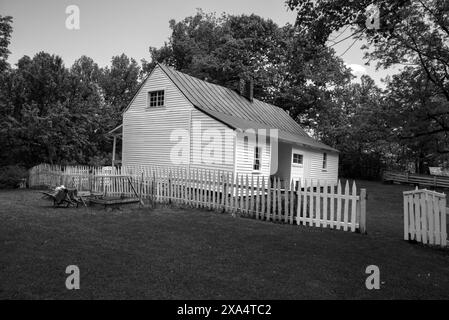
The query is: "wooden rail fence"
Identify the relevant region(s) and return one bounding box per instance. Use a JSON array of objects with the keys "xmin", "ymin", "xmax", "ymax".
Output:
[
  {"xmin": 29, "ymin": 164, "xmax": 367, "ymax": 233},
  {"xmin": 403, "ymin": 188, "xmax": 447, "ymax": 247},
  {"xmin": 383, "ymin": 170, "xmax": 449, "ymax": 189}
]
